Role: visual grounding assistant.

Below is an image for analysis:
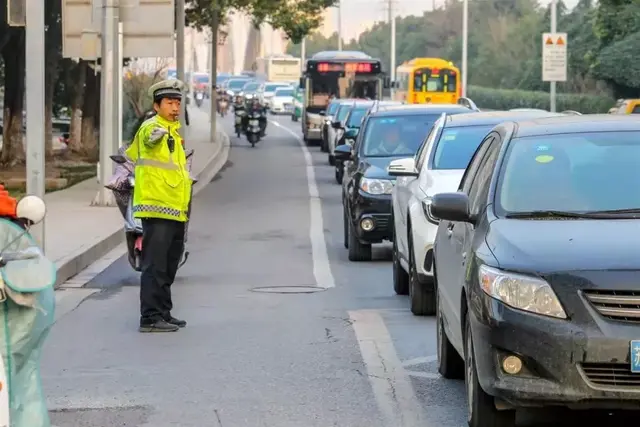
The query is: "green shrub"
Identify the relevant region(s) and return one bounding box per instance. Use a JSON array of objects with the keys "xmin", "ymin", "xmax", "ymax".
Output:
[{"xmin": 467, "ymin": 85, "xmax": 615, "ymax": 113}]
